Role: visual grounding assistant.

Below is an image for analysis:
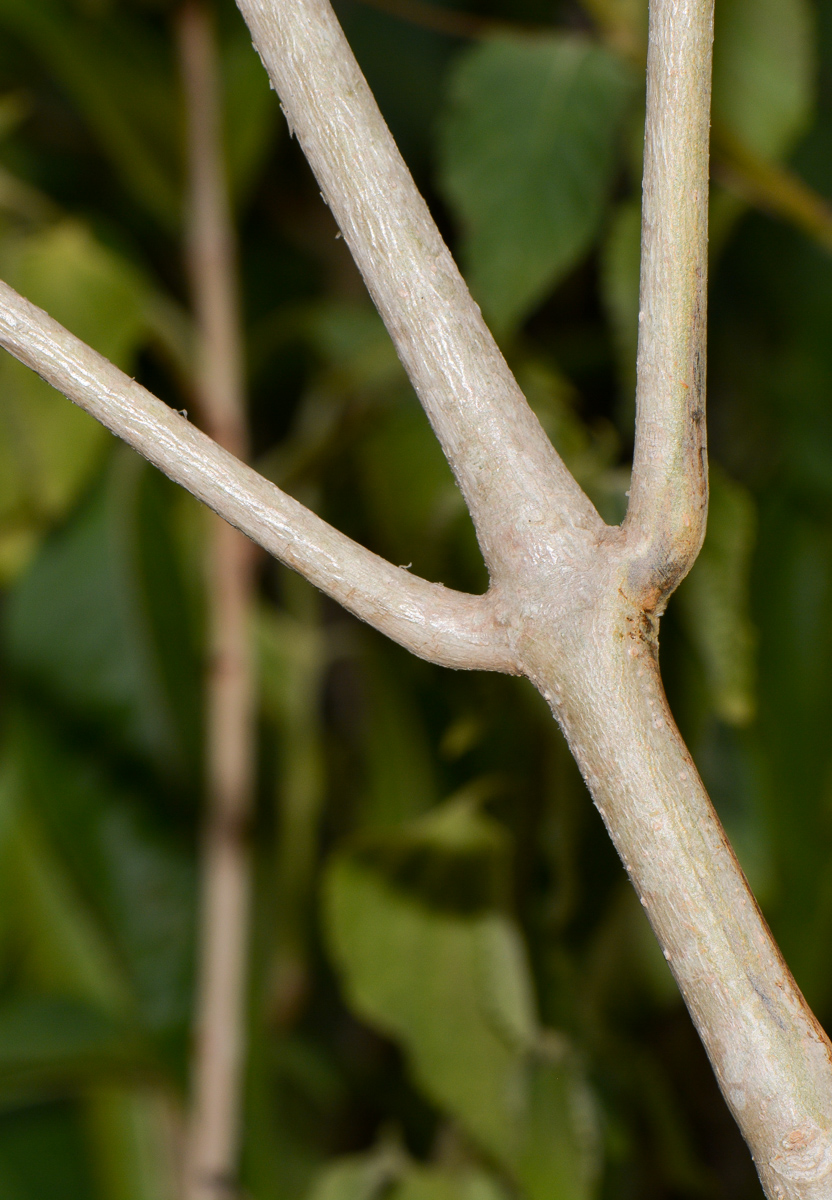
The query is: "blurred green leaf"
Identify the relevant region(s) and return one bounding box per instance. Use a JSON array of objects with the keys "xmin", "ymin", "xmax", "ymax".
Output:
[
  {"xmin": 355, "ymin": 650, "xmax": 440, "ymax": 830},
  {"xmin": 0, "ymin": 0, "xmax": 181, "ymax": 225},
  {"xmin": 0, "ymin": 163, "xmax": 57, "ymax": 227},
  {"xmin": 0, "ymin": 220, "xmax": 150, "ymax": 580},
  {"xmin": 259, "ymin": 603, "xmax": 327, "ymax": 734},
  {"xmin": 306, "ymin": 1147, "xmax": 509, "ymax": 1200},
  {"xmin": 84, "ymin": 1086, "xmax": 179, "ymax": 1200},
  {"xmin": 243, "ymin": 1022, "xmax": 333, "ymax": 1200},
  {"xmin": 393, "ymin": 1164, "xmax": 510, "ymax": 1200},
  {"xmin": 695, "ymin": 723, "xmax": 773, "ymax": 903},
  {"xmin": 599, "ymin": 199, "xmax": 641, "ymax": 426},
  {"xmin": 712, "ymin": 0, "xmax": 815, "ymax": 160},
  {"xmin": 0, "ymin": 1158, "xmax": 25, "ymax": 1200},
  {"xmin": 357, "ymin": 401, "xmax": 467, "ymax": 580},
  {"xmin": 256, "ymin": 301, "xmax": 405, "ymax": 491},
  {"xmin": 306, "ymin": 1142, "xmax": 403, "ymax": 1200},
  {"xmin": 0, "ymin": 1100, "xmax": 97, "ymax": 1200},
  {"xmin": 258, "ymin": 599, "xmax": 328, "ymax": 1022},
  {"xmin": 305, "ymin": 1145, "xmax": 511, "ymax": 1200},
  {"xmin": 0, "ymin": 998, "xmax": 138, "ymax": 1098},
  {"xmin": 324, "ymin": 851, "xmax": 526, "ymax": 1161},
  {"xmin": 349, "ymin": 792, "xmax": 512, "ymax": 915},
  {"xmin": 675, "ymin": 467, "xmax": 758, "ymax": 726},
  {"xmin": 221, "ymin": 13, "xmax": 278, "ymax": 205},
  {"xmin": 517, "ymin": 360, "xmax": 628, "ymax": 526},
  {"xmin": 300, "ymin": 301, "xmax": 402, "ymax": 393},
  {"xmin": 323, "ymin": 798, "xmax": 601, "ymax": 1196},
  {"xmin": 0, "ymin": 784, "xmax": 132, "ymax": 1015},
  {"xmin": 0, "ymin": 90, "xmax": 28, "ymax": 140},
  {"xmin": 438, "ymin": 35, "xmax": 633, "ymax": 335},
  {"xmin": 11, "ymin": 711, "xmax": 195, "ymax": 1035},
  {"xmin": 5, "ymin": 221, "xmax": 149, "ymax": 363},
  {"xmin": 3, "ymin": 449, "xmax": 202, "ymax": 778},
  {"xmin": 578, "ymin": 0, "xmax": 648, "ymax": 62},
  {"xmin": 516, "ymin": 1036, "xmax": 601, "ymax": 1200},
  {"xmin": 0, "ymin": 756, "xmax": 142, "ymax": 1096}
]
